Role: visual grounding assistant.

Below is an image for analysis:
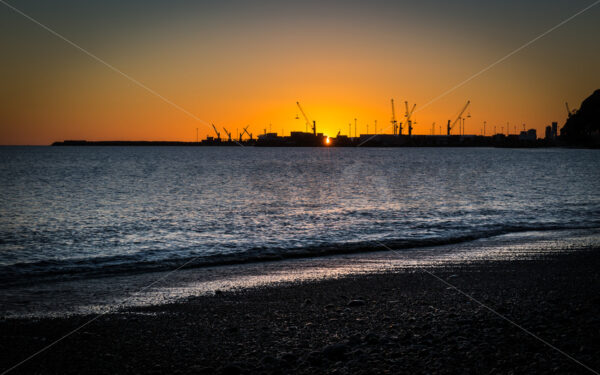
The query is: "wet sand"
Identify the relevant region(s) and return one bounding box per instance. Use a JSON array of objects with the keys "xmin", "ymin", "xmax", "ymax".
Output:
[{"xmin": 1, "ymin": 248, "xmax": 599, "ymax": 374}]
